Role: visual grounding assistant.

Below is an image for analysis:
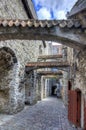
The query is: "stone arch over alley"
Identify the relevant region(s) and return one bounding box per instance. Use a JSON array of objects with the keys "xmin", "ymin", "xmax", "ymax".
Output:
[{"xmin": 0, "ymin": 20, "xmax": 85, "ymax": 50}]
